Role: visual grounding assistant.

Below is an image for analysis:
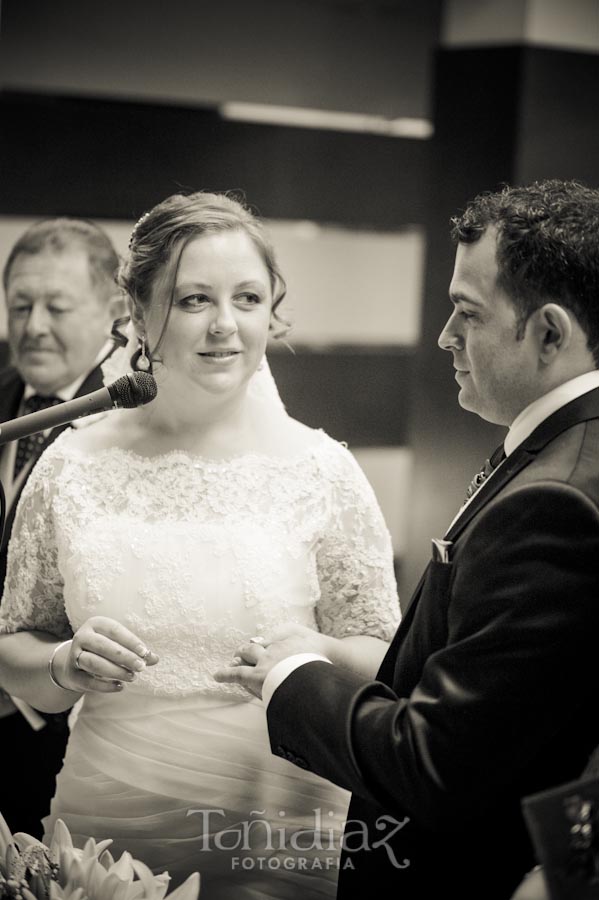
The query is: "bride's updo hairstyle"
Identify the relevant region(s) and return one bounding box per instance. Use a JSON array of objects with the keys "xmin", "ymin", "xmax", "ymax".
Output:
[{"xmin": 118, "ymin": 191, "xmax": 289, "ymax": 365}]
